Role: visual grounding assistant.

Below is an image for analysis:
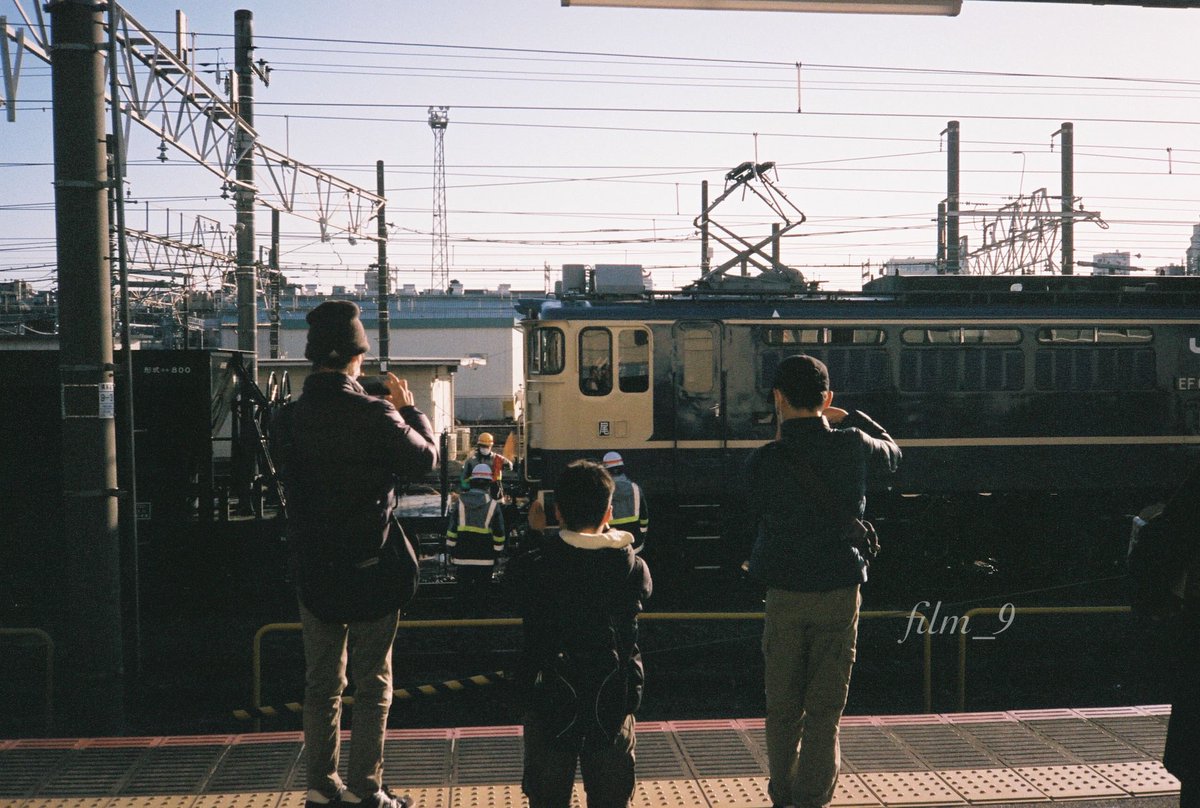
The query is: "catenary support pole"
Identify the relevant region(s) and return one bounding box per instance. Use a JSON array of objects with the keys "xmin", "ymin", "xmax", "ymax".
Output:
[
  {"xmin": 269, "ymin": 209, "xmax": 280, "ymax": 359},
  {"xmin": 1059, "ymin": 122, "xmax": 1074, "ymax": 275},
  {"xmin": 937, "ymin": 201, "xmax": 947, "ymax": 267},
  {"xmin": 234, "ymin": 9, "xmax": 256, "ymax": 373},
  {"xmin": 700, "ymin": 180, "xmax": 709, "ymax": 278},
  {"xmin": 944, "ymin": 120, "xmax": 960, "ymax": 274},
  {"xmin": 377, "ymin": 160, "xmax": 390, "ymax": 371},
  {"xmin": 49, "ymin": 0, "xmax": 123, "ymax": 734}
]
